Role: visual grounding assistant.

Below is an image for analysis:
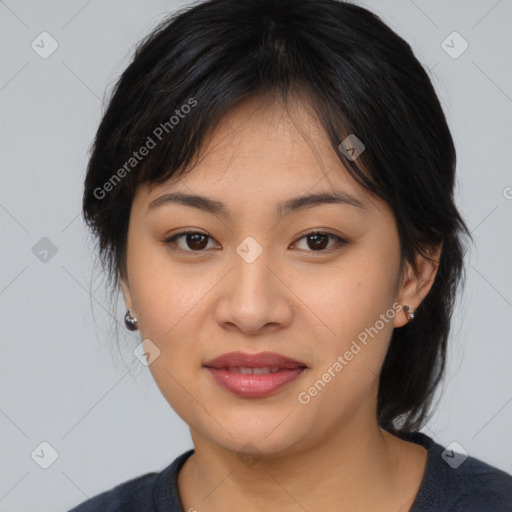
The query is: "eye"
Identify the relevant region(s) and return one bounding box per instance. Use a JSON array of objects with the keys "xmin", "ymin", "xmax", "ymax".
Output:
[
  {"xmin": 162, "ymin": 230, "xmax": 348, "ymax": 253},
  {"xmin": 292, "ymin": 231, "xmax": 348, "ymax": 252},
  {"xmin": 163, "ymin": 231, "xmax": 219, "ymax": 252}
]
